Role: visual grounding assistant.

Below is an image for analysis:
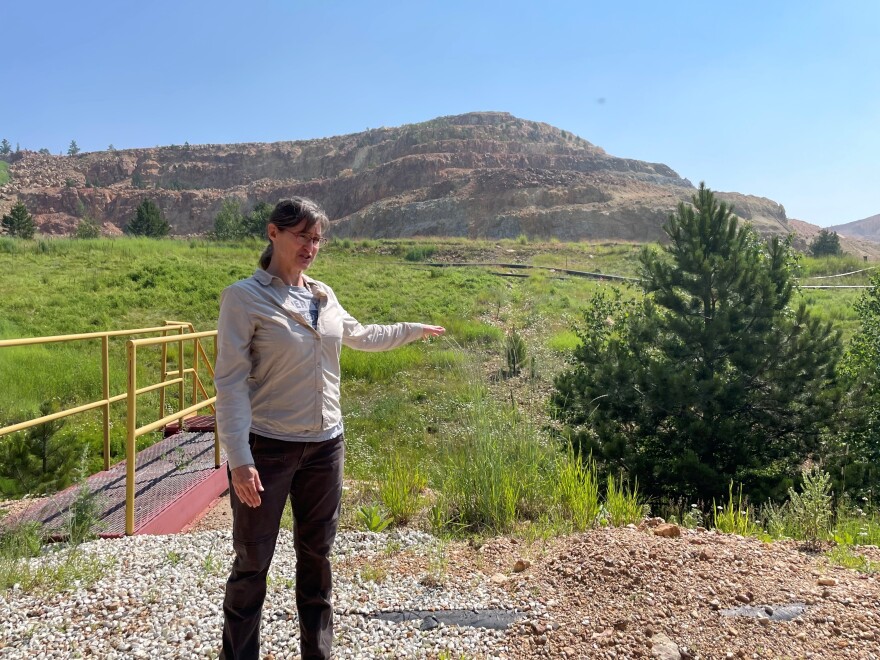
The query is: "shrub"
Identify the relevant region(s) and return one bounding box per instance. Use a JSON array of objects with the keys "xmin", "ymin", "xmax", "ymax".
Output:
[
  {"xmin": 403, "ymin": 245, "xmax": 437, "ymax": 262},
  {"xmin": 785, "ymin": 468, "xmax": 833, "ymax": 549},
  {"xmin": 1, "ymin": 202, "xmax": 36, "ymax": 239},
  {"xmin": 809, "ymin": 230, "xmax": 843, "ymax": 257},
  {"xmin": 75, "ymin": 217, "xmax": 101, "ymax": 239},
  {"xmin": 212, "ymin": 198, "xmax": 246, "ymax": 240},
  {"xmin": 125, "ymin": 199, "xmax": 169, "ymax": 237},
  {"xmin": 553, "ymin": 184, "xmax": 841, "ymax": 503},
  {"xmin": 67, "ymin": 484, "xmax": 104, "ymax": 544}
]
